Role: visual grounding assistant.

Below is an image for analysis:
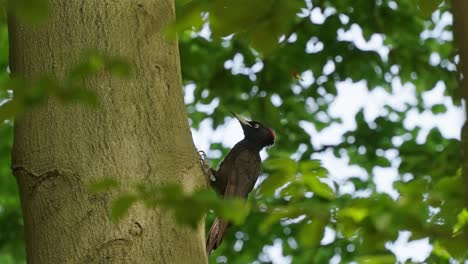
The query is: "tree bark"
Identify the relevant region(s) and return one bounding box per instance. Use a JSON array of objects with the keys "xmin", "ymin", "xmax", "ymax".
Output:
[
  {"xmin": 452, "ymin": 0, "xmax": 468, "ymax": 207},
  {"xmin": 8, "ymin": 1, "xmax": 207, "ymax": 263}
]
